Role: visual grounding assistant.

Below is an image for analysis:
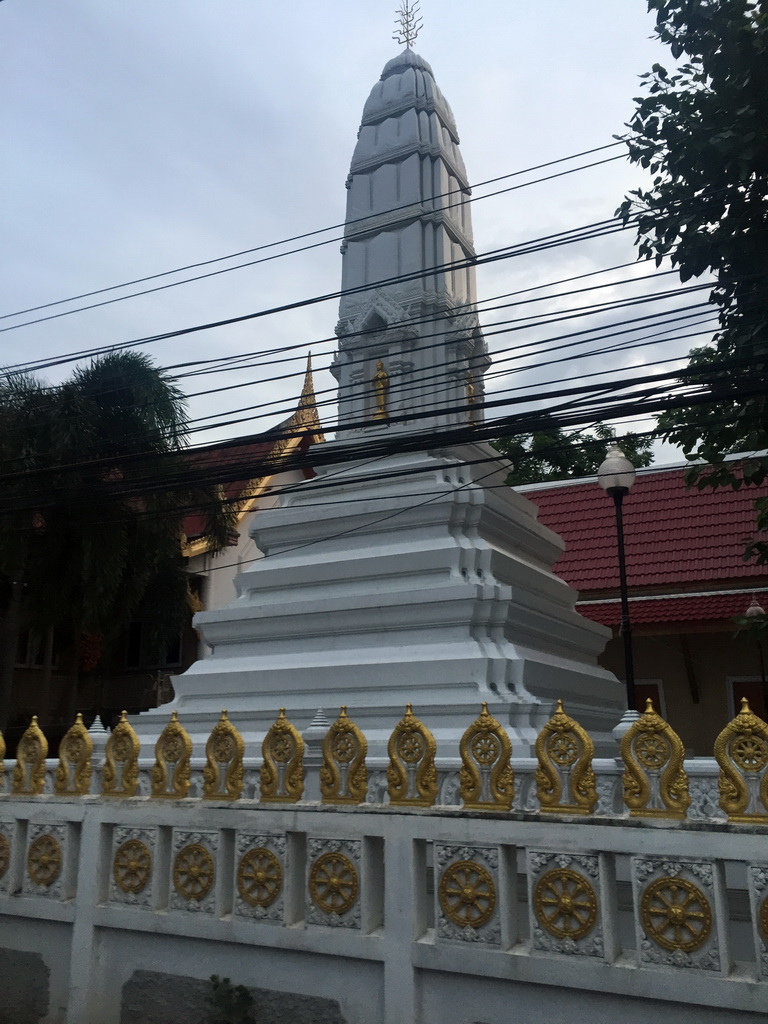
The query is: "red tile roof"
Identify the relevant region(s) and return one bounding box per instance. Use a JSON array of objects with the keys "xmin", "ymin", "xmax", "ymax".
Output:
[
  {"xmin": 526, "ymin": 469, "xmax": 768, "ymax": 592},
  {"xmin": 579, "ymin": 591, "xmax": 764, "ymax": 627}
]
